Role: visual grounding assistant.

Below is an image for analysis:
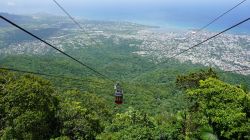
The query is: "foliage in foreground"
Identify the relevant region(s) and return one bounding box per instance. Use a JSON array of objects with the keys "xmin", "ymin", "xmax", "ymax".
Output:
[
  {"xmin": 0, "ymin": 69, "xmax": 250, "ymax": 140},
  {"xmin": 0, "ymin": 71, "xmax": 59, "ymax": 139}
]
